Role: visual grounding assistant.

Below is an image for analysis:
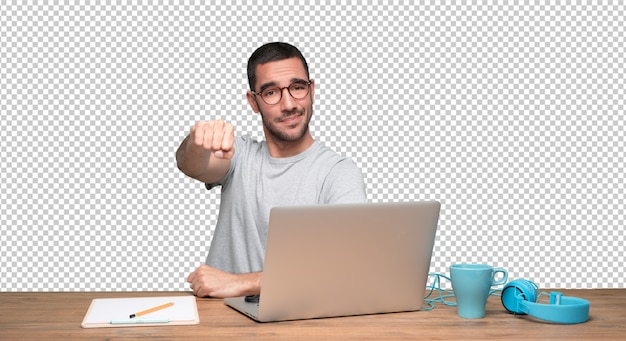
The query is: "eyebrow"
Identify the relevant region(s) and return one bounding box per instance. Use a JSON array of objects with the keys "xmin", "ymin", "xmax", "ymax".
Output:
[{"xmin": 258, "ymin": 78, "xmax": 308, "ymax": 92}]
